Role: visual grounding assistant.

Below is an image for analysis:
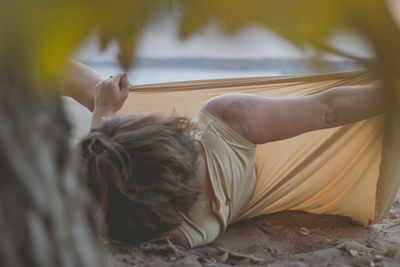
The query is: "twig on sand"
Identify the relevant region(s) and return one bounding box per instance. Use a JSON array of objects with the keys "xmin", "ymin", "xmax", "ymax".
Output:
[
  {"xmin": 371, "ymin": 229, "xmax": 382, "ymax": 242},
  {"xmin": 217, "ymin": 247, "xmax": 262, "ymax": 263},
  {"xmin": 165, "ymin": 236, "xmax": 180, "ymax": 256},
  {"xmin": 371, "ymin": 221, "xmax": 400, "ymax": 242},
  {"xmin": 140, "ymin": 236, "xmax": 180, "ymax": 256},
  {"xmin": 385, "ymin": 222, "xmax": 400, "ymax": 229},
  {"xmin": 257, "ymin": 223, "xmax": 273, "ymax": 235}
]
